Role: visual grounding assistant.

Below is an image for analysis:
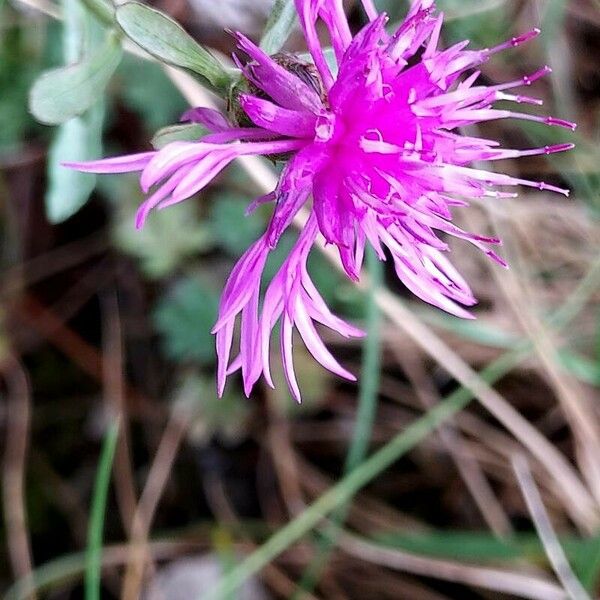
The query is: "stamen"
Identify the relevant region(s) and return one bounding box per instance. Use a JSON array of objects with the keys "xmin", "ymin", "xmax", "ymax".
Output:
[{"xmin": 486, "ymin": 28, "xmax": 541, "ymax": 55}]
